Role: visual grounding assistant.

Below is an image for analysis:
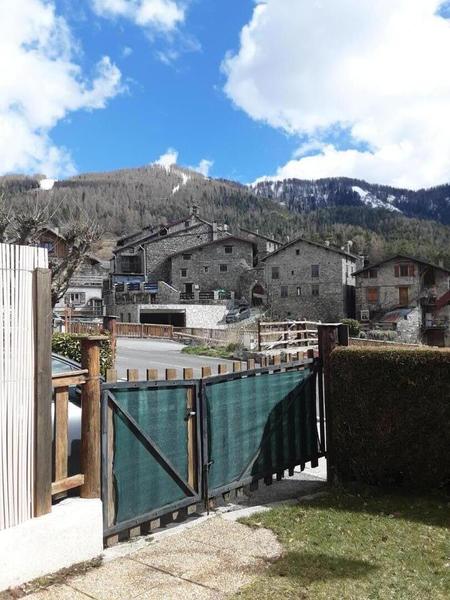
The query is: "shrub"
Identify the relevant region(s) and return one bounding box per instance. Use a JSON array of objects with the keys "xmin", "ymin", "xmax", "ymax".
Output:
[
  {"xmin": 330, "ymin": 347, "xmax": 450, "ymax": 490},
  {"xmin": 52, "ymin": 332, "xmax": 113, "ymax": 377},
  {"xmin": 341, "ymin": 318, "xmax": 360, "ymax": 337}
]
